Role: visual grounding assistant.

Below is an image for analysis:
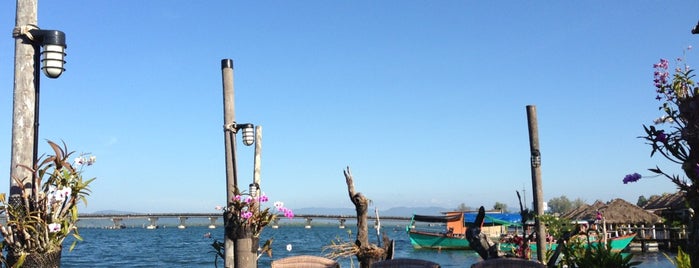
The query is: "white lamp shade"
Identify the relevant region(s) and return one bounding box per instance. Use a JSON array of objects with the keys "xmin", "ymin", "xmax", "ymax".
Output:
[
  {"xmin": 41, "ymin": 44, "xmax": 66, "ymax": 78},
  {"xmin": 241, "ymin": 125, "xmax": 255, "ymax": 146}
]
